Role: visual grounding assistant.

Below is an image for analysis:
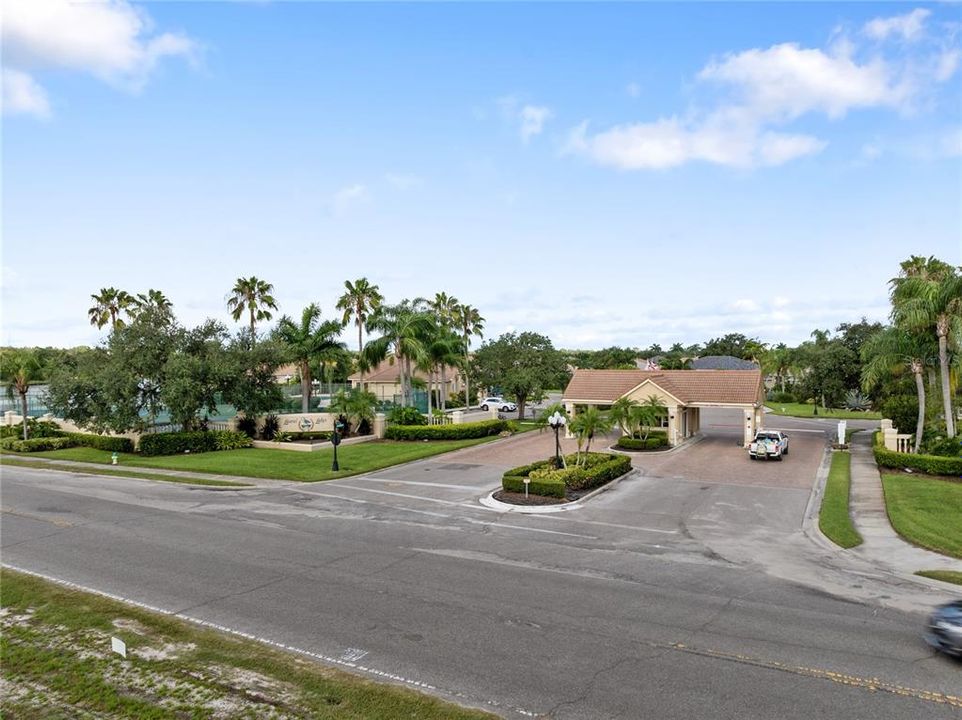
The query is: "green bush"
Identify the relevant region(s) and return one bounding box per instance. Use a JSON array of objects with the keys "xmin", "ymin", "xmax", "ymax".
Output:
[
  {"xmin": 236, "ymin": 415, "xmax": 258, "ymax": 439},
  {"xmin": 65, "ymin": 433, "xmax": 135, "ymax": 453},
  {"xmin": 387, "ymin": 406, "xmax": 428, "ymax": 426},
  {"xmin": 0, "ymin": 419, "xmax": 64, "ymax": 439},
  {"xmin": 880, "ymin": 395, "xmax": 919, "ymax": 435},
  {"xmin": 385, "ymin": 419, "xmax": 507, "ymax": 440},
  {"xmin": 1, "ymin": 436, "xmax": 77, "ymax": 452},
  {"xmin": 260, "ymin": 413, "xmax": 279, "ymax": 440},
  {"xmin": 501, "ymin": 452, "xmax": 631, "ymax": 497},
  {"xmin": 922, "ymin": 436, "xmax": 962, "ymax": 458},
  {"xmin": 874, "ymin": 444, "xmax": 962, "ymax": 477},
  {"xmin": 139, "ymin": 430, "xmax": 251, "ymax": 456},
  {"xmin": 767, "ymin": 390, "xmax": 797, "ymax": 404},
  {"xmin": 617, "ymin": 435, "xmax": 669, "ymax": 451}
]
